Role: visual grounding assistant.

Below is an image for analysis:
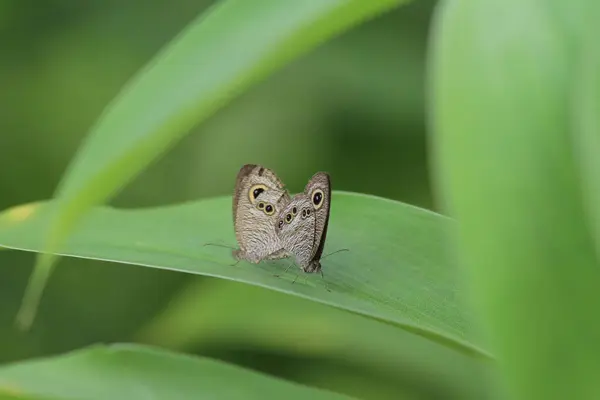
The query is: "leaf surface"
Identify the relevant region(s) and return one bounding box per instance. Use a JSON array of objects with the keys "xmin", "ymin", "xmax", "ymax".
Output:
[
  {"xmin": 0, "ymin": 192, "xmax": 486, "ymax": 357},
  {"xmin": 0, "ymin": 344, "xmax": 353, "ymax": 400}
]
